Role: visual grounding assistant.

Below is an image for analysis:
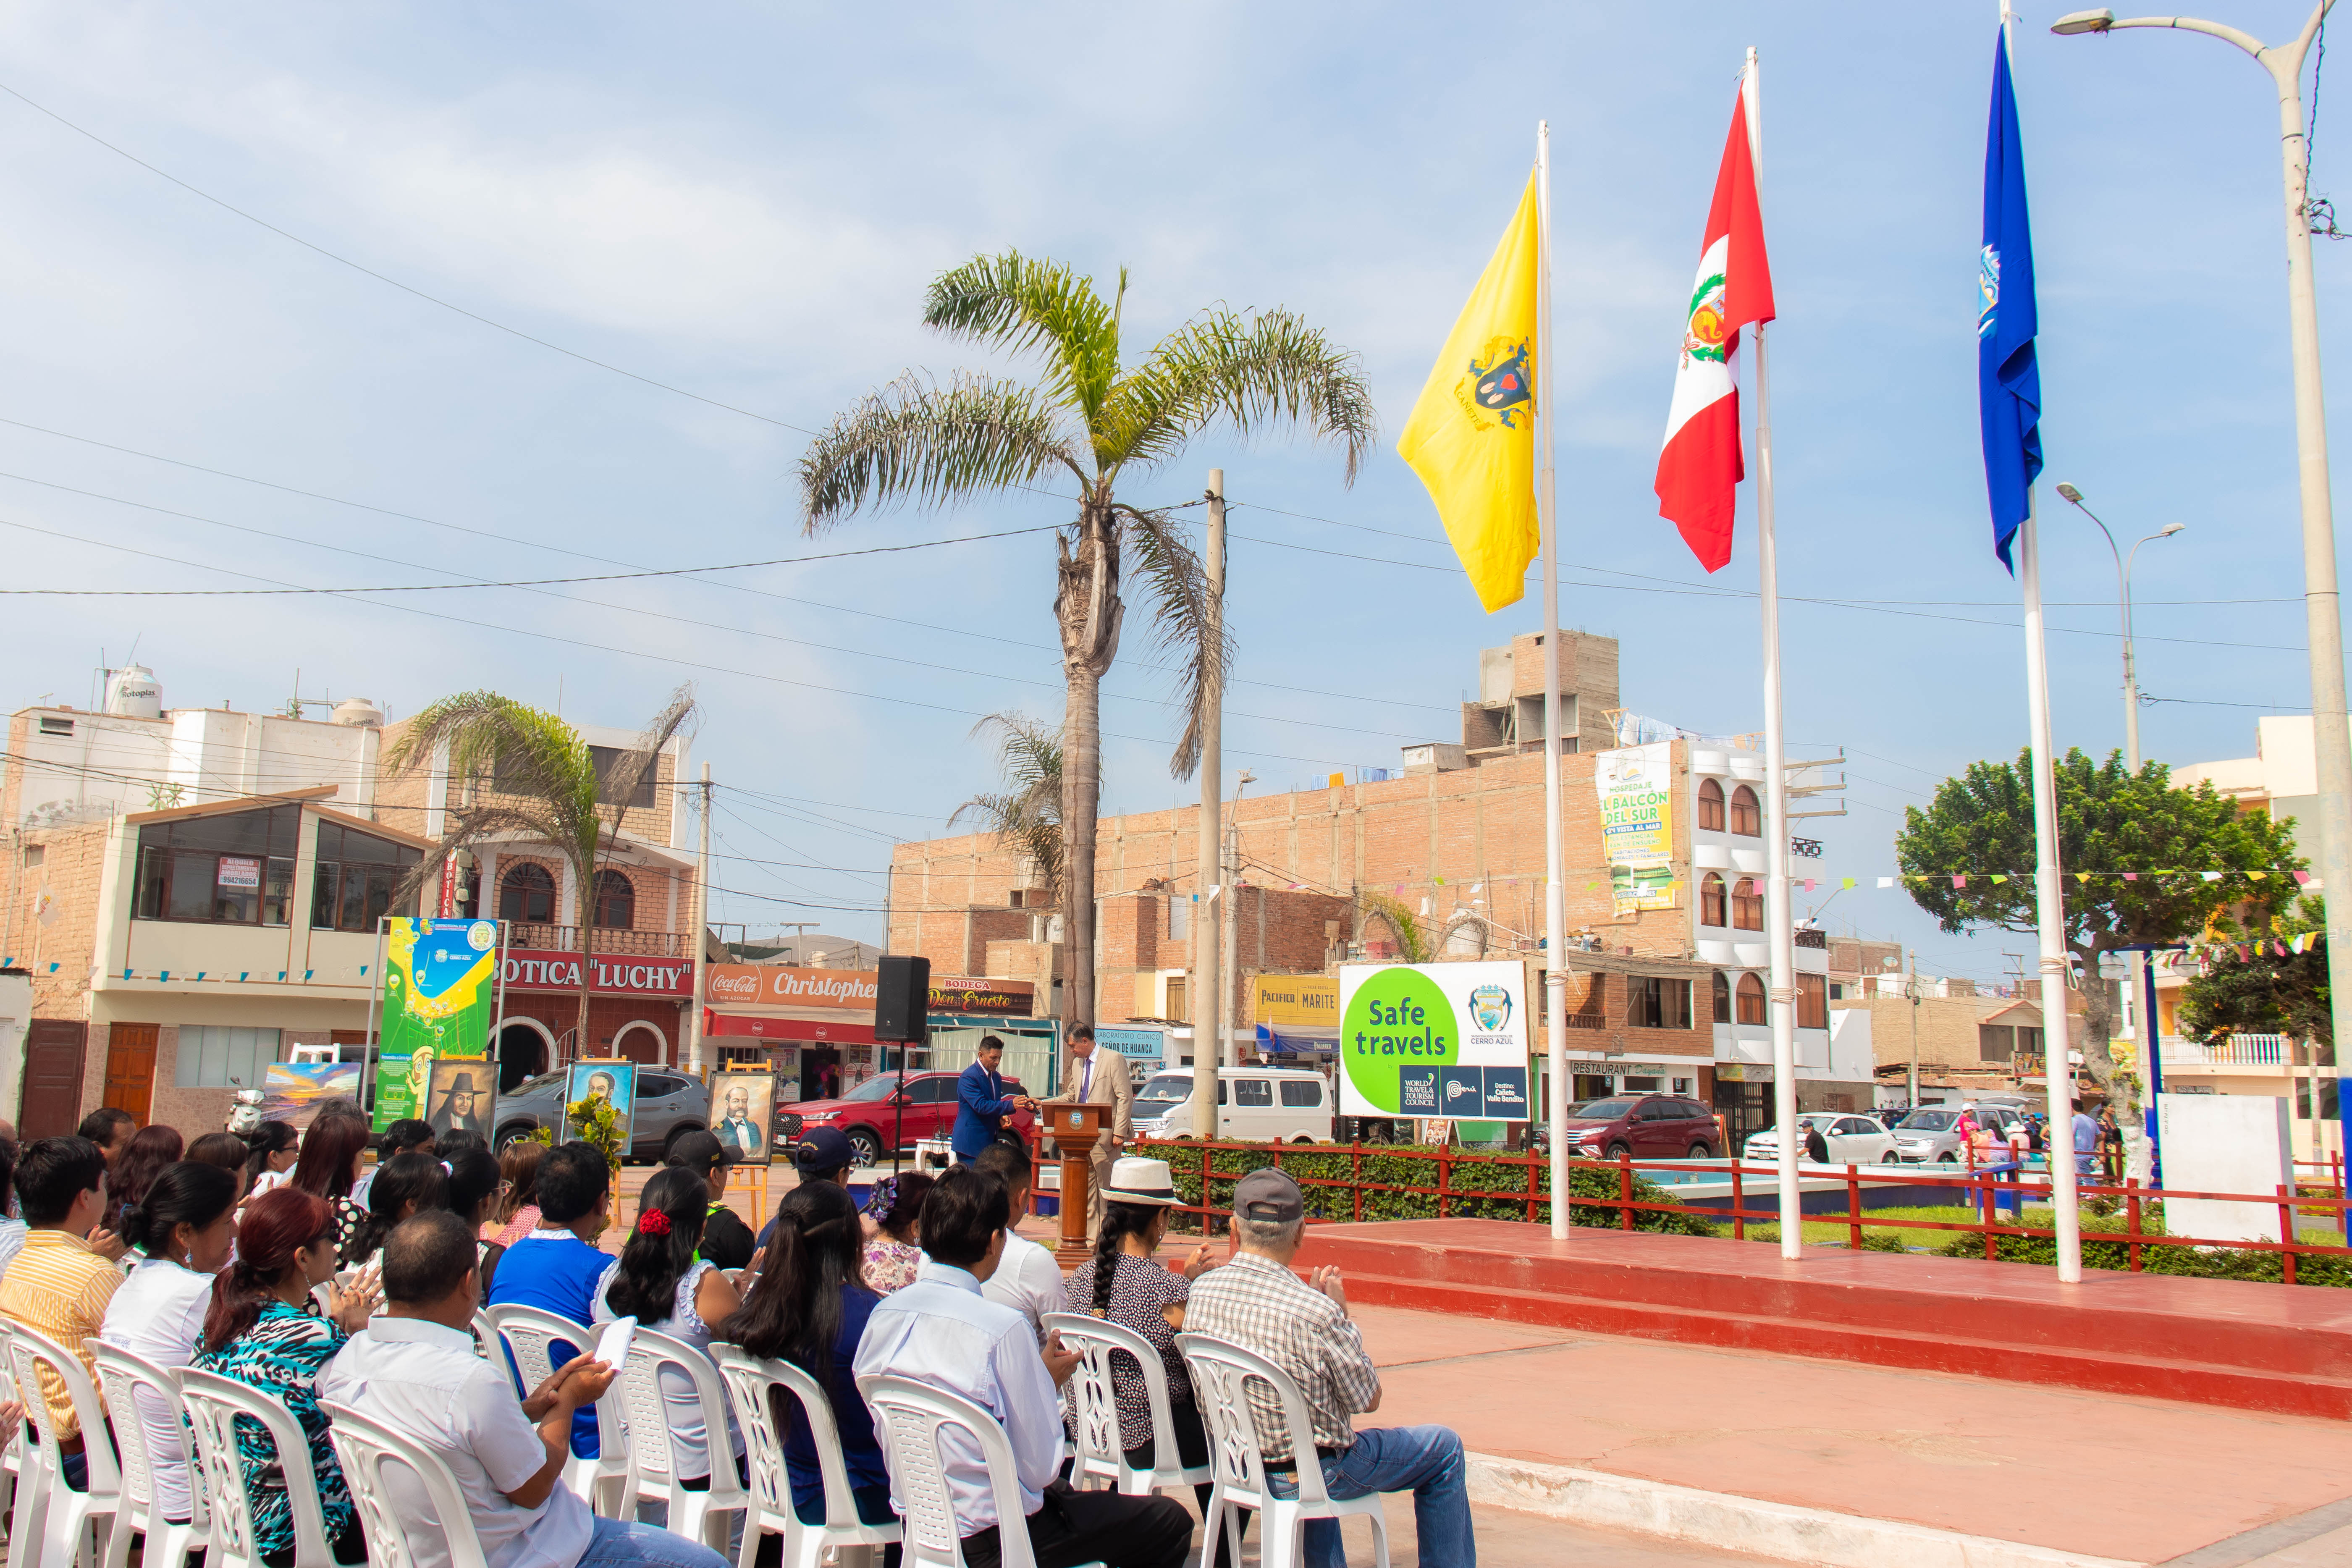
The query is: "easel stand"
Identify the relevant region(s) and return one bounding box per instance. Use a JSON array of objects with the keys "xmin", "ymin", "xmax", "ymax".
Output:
[{"xmin": 1050, "ymin": 1103, "xmax": 1107, "ymax": 1266}]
